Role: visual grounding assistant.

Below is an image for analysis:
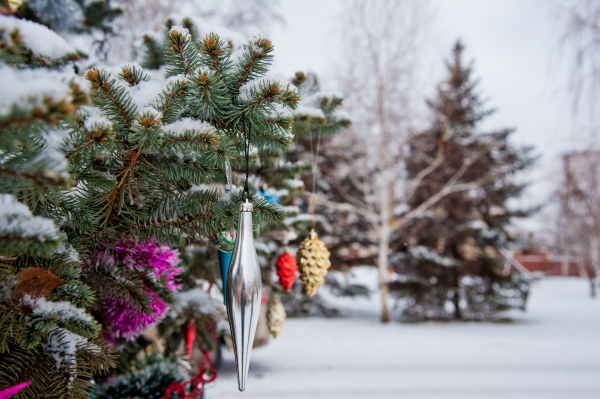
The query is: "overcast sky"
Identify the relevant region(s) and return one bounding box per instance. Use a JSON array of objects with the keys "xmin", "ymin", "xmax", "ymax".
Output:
[{"xmin": 268, "ymin": 0, "xmax": 586, "ymax": 234}]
